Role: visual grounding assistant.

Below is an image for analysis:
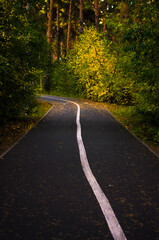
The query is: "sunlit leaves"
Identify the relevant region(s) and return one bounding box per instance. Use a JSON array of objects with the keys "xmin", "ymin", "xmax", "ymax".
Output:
[{"xmin": 66, "ymin": 27, "xmax": 117, "ymax": 101}]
